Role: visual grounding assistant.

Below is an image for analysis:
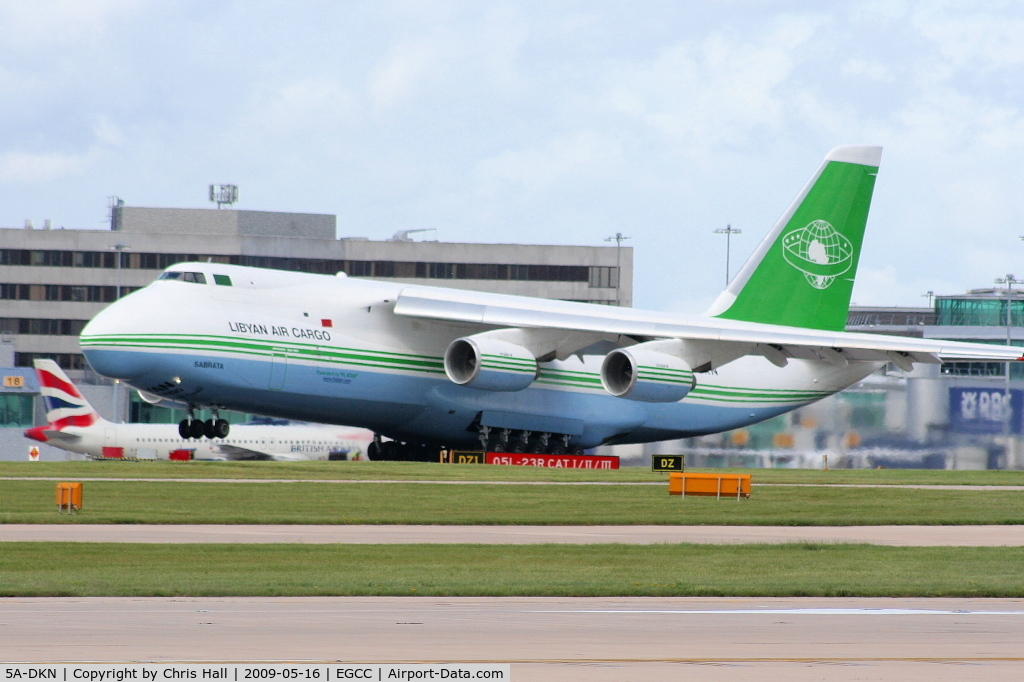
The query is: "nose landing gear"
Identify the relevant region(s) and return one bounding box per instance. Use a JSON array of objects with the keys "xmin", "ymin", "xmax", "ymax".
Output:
[{"xmin": 179, "ymin": 408, "xmax": 231, "ymax": 440}]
